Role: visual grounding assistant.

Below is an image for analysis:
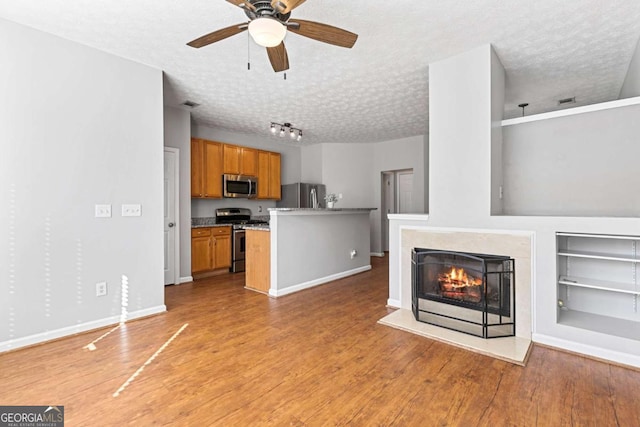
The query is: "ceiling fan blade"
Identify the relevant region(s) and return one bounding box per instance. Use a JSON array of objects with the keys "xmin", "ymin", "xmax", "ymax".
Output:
[
  {"xmin": 287, "ymin": 19, "xmax": 358, "ymax": 48},
  {"xmin": 267, "ymin": 42, "xmax": 289, "ymax": 72},
  {"xmin": 227, "ymin": 0, "xmax": 256, "ymax": 11},
  {"xmin": 271, "ymin": 0, "xmax": 306, "ymax": 14},
  {"xmin": 187, "ymin": 24, "xmax": 247, "ymax": 48}
]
